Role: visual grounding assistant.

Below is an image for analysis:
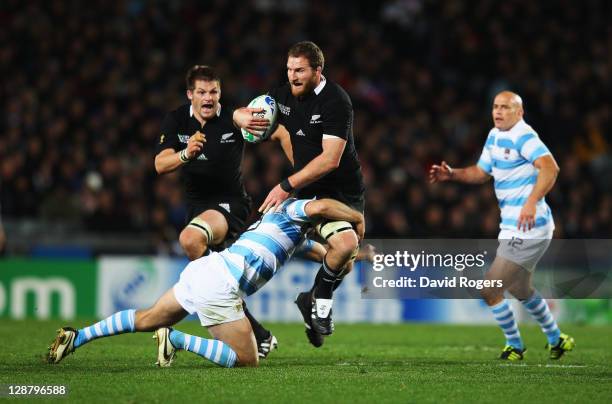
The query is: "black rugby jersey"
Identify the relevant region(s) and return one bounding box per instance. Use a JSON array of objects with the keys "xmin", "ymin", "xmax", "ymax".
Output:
[
  {"xmin": 269, "ymin": 79, "xmax": 365, "ymax": 199},
  {"xmin": 156, "ymin": 104, "xmax": 247, "ymax": 201}
]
